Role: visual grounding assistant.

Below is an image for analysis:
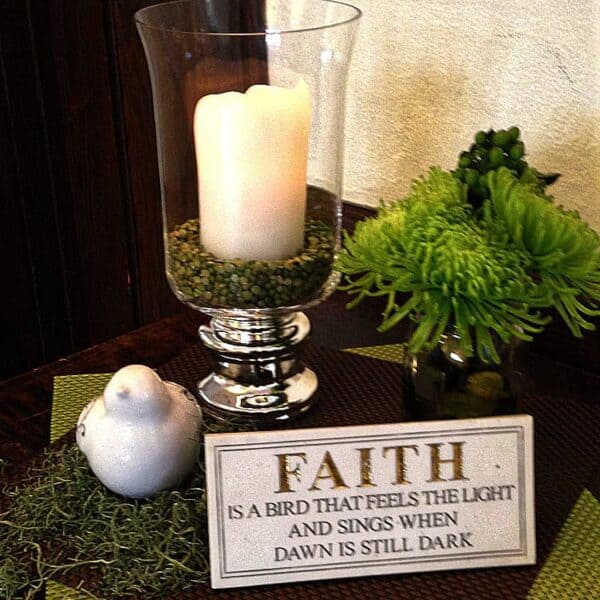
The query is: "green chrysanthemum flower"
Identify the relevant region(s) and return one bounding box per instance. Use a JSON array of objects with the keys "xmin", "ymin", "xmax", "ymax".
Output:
[
  {"xmin": 337, "ymin": 169, "xmax": 549, "ymax": 363},
  {"xmin": 487, "ymin": 168, "xmax": 600, "ymax": 336}
]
